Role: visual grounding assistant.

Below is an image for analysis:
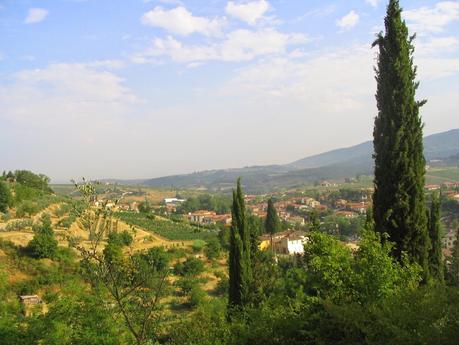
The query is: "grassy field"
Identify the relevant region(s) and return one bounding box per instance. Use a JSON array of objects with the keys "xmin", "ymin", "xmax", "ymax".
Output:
[{"xmin": 426, "ymin": 167, "xmax": 459, "ymax": 183}]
